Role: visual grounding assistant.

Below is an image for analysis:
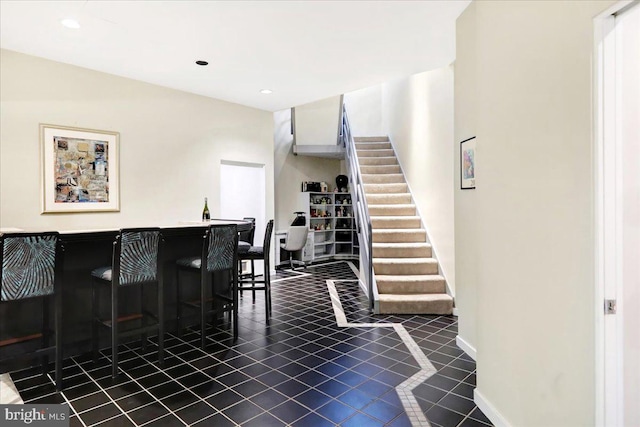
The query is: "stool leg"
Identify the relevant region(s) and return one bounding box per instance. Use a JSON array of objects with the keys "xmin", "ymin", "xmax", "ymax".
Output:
[
  {"xmin": 200, "ymin": 270, "xmax": 207, "ymax": 350},
  {"xmin": 55, "ymin": 288, "xmax": 63, "ymax": 391},
  {"xmin": 265, "ymin": 259, "xmax": 272, "ymax": 321},
  {"xmin": 140, "ymin": 284, "xmax": 148, "ymax": 352},
  {"xmin": 176, "ymin": 267, "xmax": 182, "ymax": 338},
  {"xmin": 232, "ymin": 269, "xmax": 238, "ymax": 342},
  {"xmin": 251, "ymin": 260, "xmax": 256, "ymax": 300},
  {"xmin": 158, "ymin": 279, "xmax": 164, "ymax": 368},
  {"xmin": 91, "ymin": 282, "xmax": 99, "ymax": 362},
  {"xmin": 41, "ymin": 297, "xmax": 50, "ymax": 377},
  {"xmin": 111, "ymin": 283, "xmax": 118, "ymax": 379}
]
